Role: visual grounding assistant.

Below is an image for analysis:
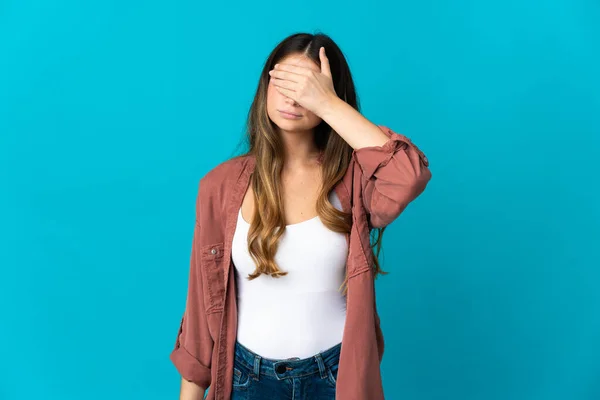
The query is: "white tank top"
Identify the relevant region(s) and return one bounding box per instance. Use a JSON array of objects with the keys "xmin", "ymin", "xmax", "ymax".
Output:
[{"xmin": 231, "ymin": 190, "xmax": 348, "ymax": 360}]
